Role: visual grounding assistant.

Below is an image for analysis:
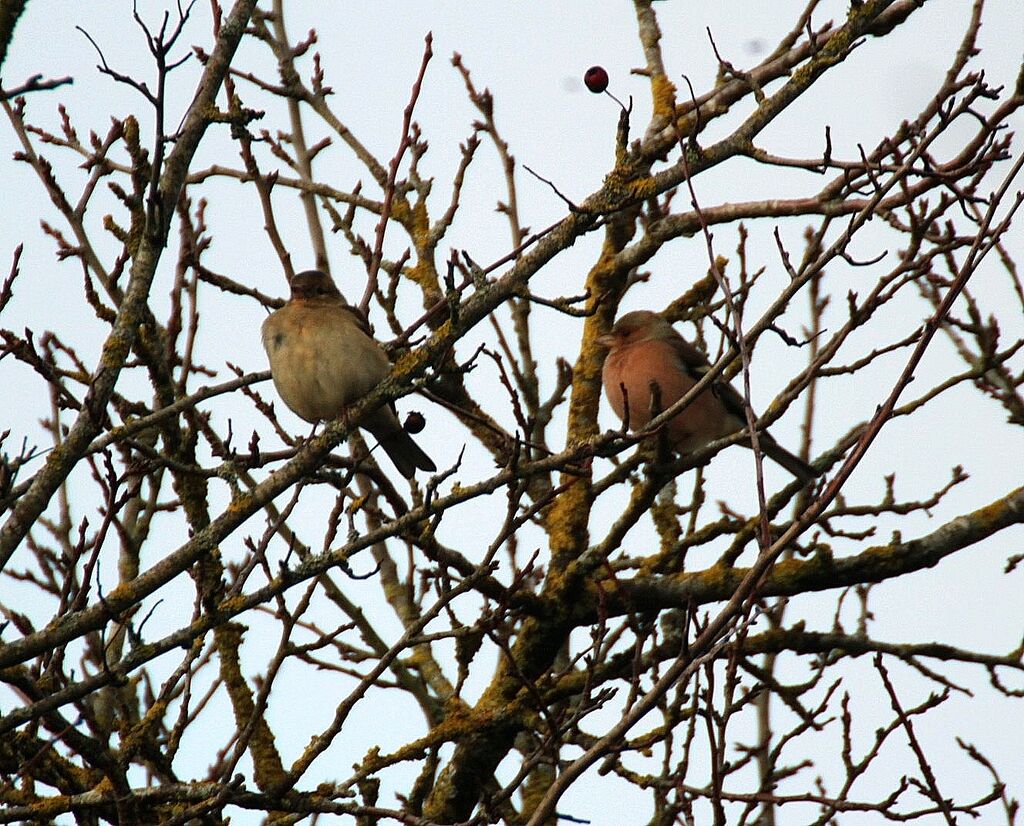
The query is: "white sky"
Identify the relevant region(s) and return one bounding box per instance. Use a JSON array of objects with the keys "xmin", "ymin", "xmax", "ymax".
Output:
[{"xmin": 1, "ymin": 2, "xmax": 1022, "ymax": 824}]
